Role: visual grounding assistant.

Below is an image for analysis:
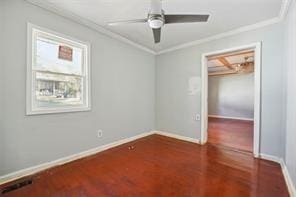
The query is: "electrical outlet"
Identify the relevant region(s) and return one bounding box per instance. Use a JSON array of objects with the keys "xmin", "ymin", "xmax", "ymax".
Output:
[
  {"xmin": 195, "ymin": 114, "xmax": 201, "ymax": 121},
  {"xmin": 97, "ymin": 130, "xmax": 103, "ymax": 138}
]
